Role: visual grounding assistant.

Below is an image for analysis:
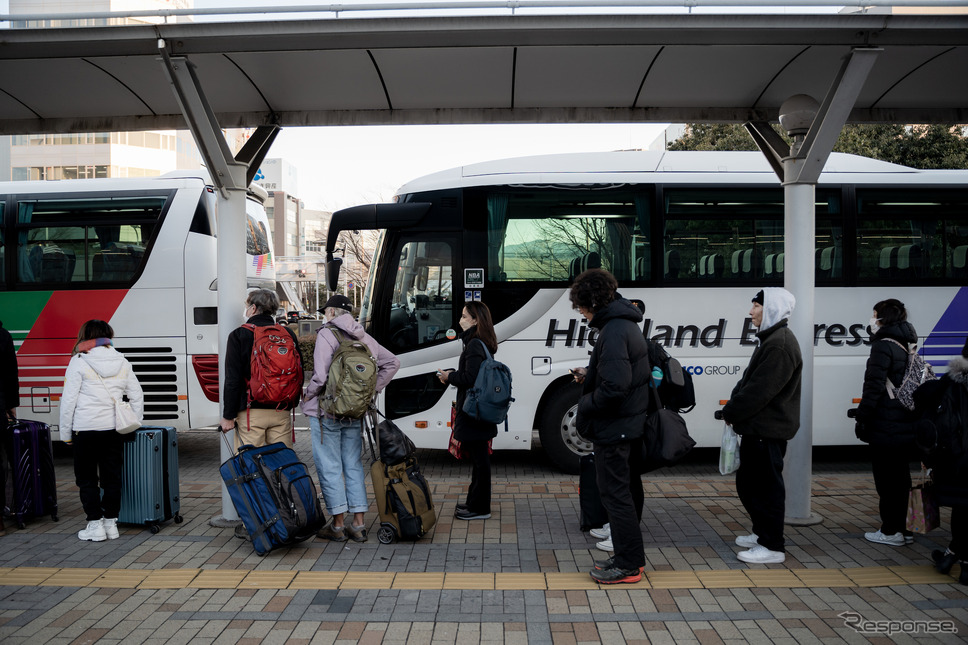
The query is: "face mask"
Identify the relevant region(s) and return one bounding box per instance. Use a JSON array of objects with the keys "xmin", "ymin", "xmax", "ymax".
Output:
[{"xmin": 869, "ymin": 316, "xmax": 880, "ymax": 330}]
